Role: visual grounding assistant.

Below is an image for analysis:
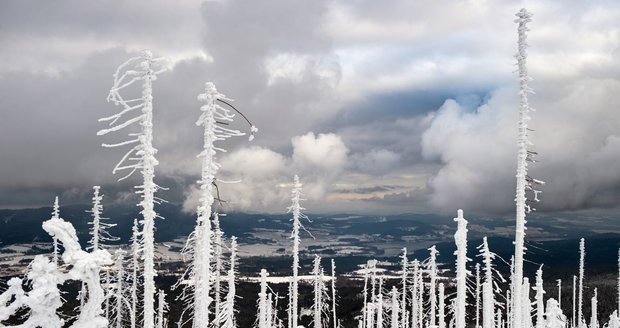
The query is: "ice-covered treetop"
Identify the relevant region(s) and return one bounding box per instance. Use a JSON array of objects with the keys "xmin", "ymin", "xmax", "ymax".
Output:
[{"xmin": 197, "ymin": 82, "xmax": 257, "ymax": 142}]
